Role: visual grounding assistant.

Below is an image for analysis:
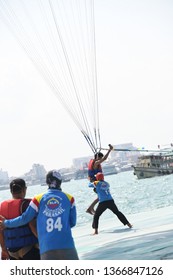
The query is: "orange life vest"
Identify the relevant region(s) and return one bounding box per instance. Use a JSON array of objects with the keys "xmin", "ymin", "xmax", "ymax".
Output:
[
  {"xmin": 88, "ymin": 159, "xmax": 102, "ymax": 180},
  {"xmin": 0, "ymin": 199, "xmax": 38, "ymax": 250}
]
